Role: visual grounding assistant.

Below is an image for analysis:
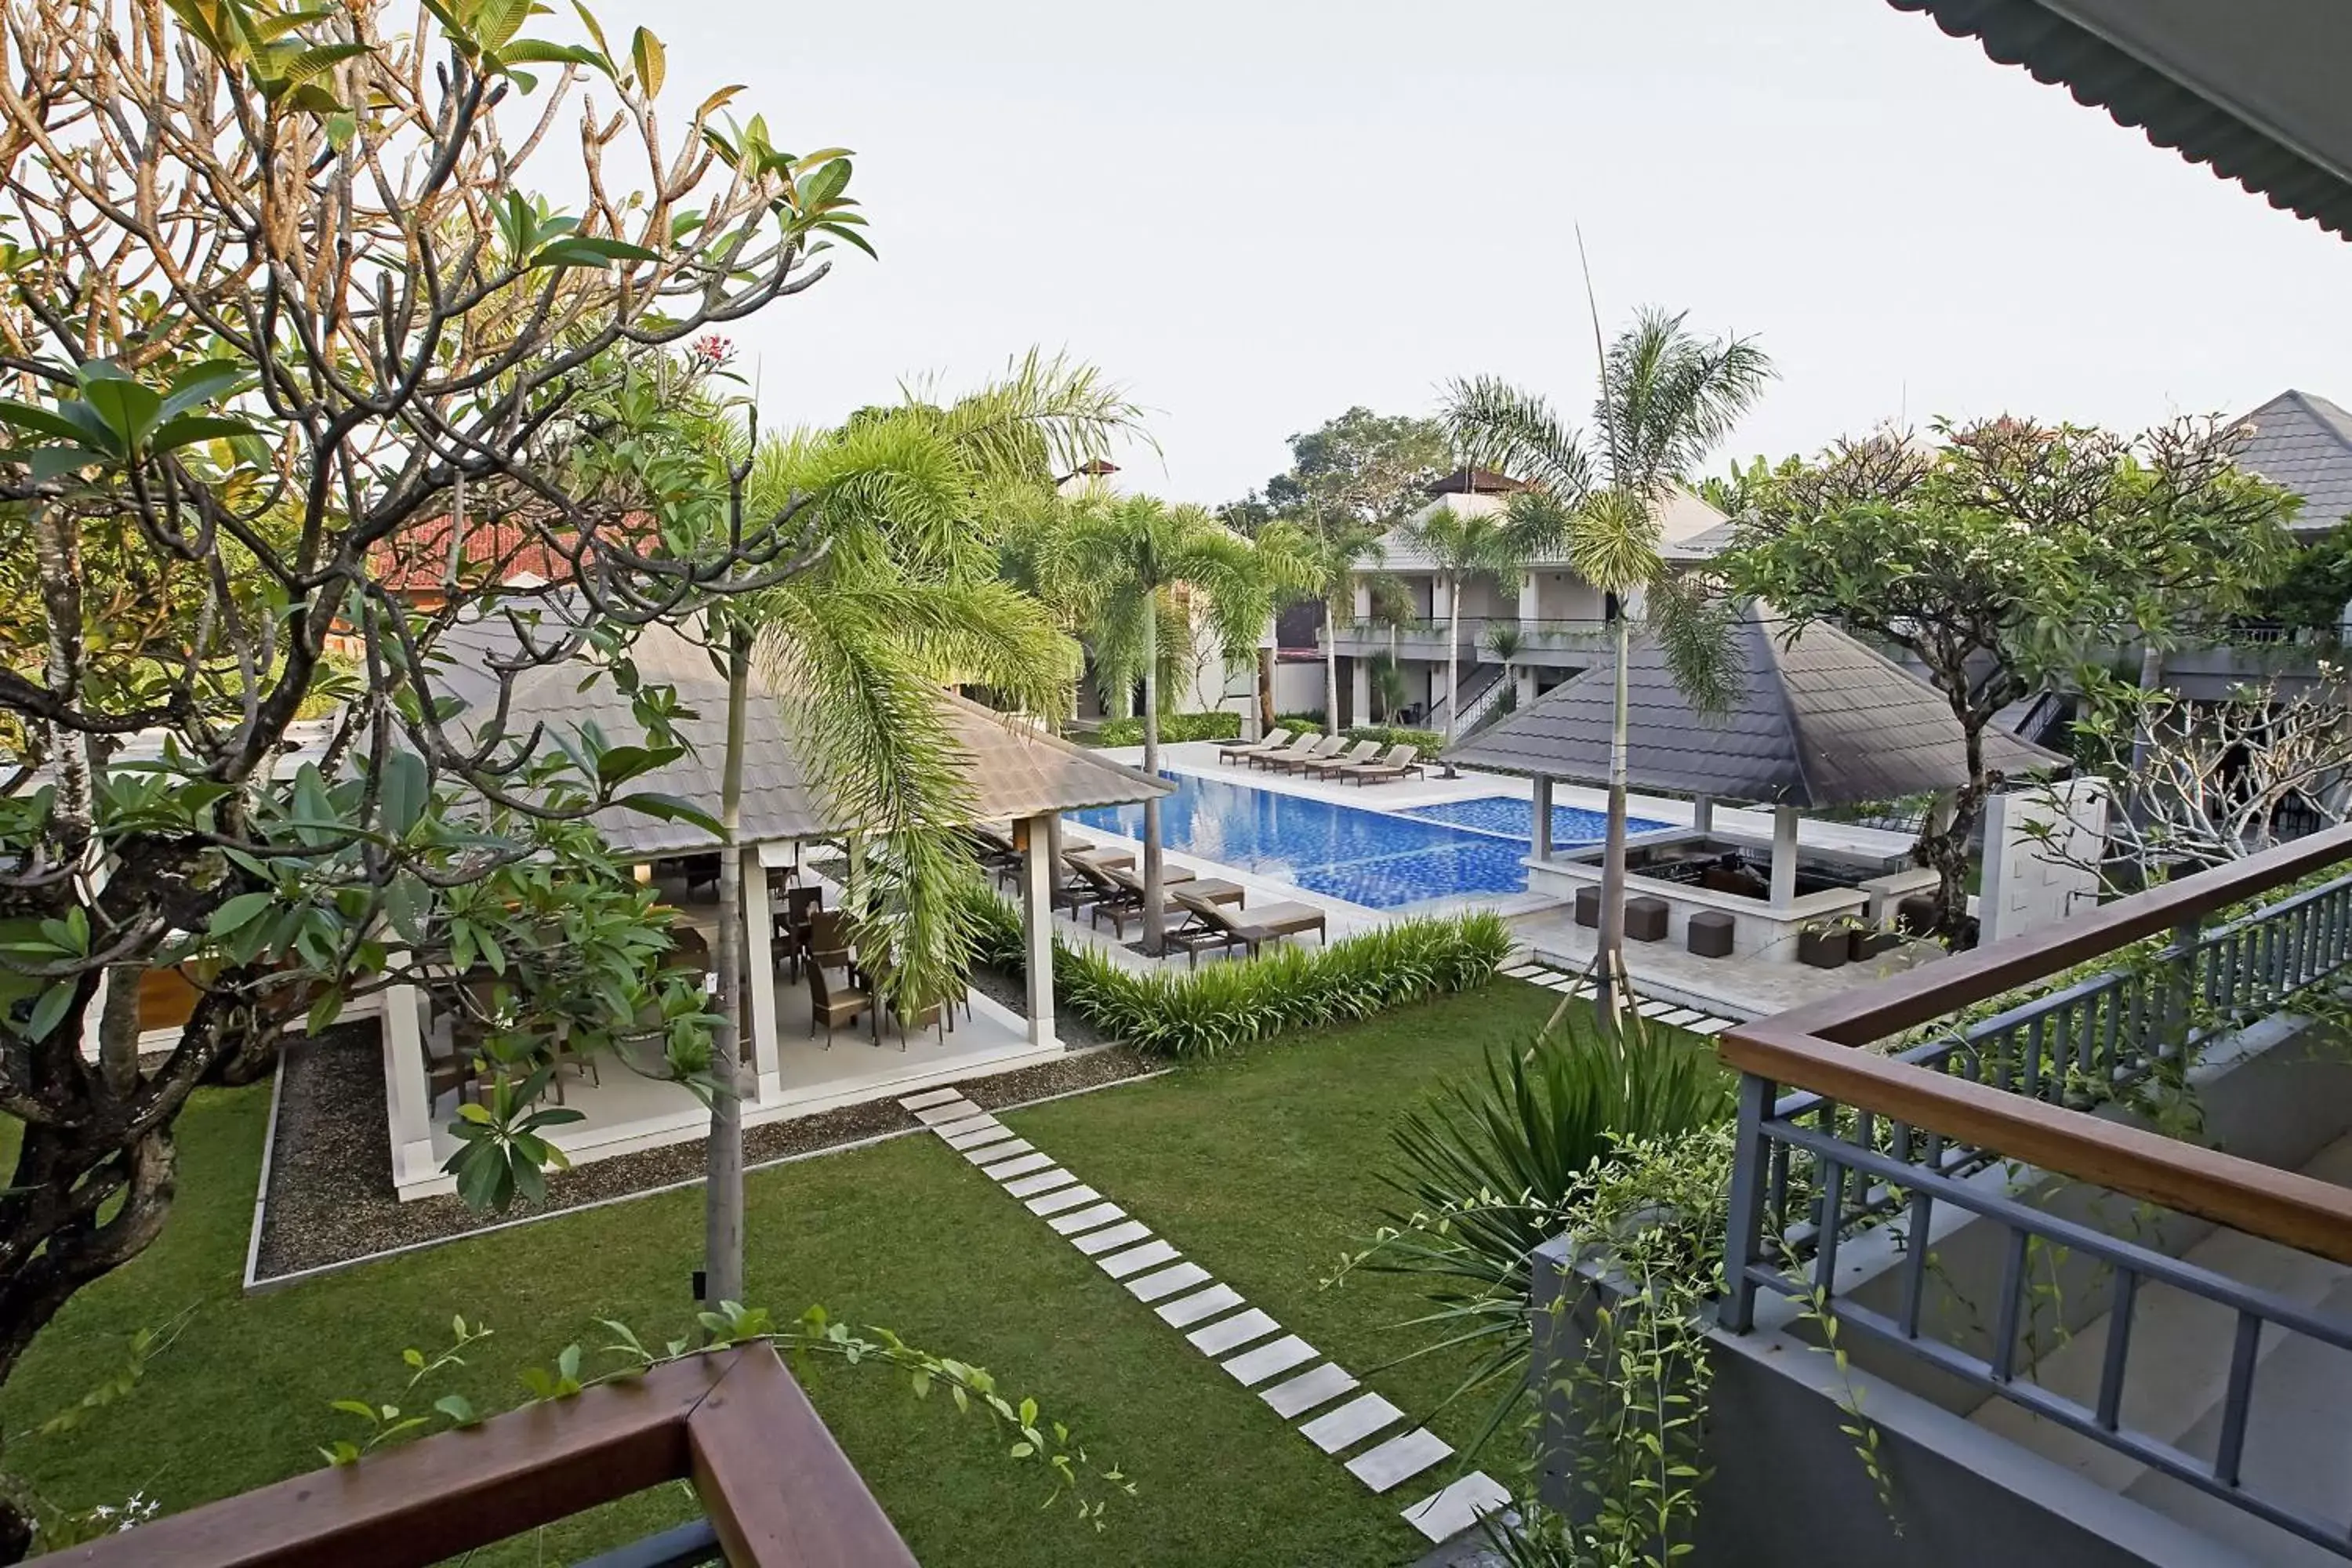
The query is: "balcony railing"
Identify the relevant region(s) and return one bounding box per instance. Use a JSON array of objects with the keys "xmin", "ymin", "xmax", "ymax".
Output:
[
  {"xmin": 52, "ymin": 1345, "xmax": 915, "ymax": 1568},
  {"xmin": 1513, "ymin": 617, "xmax": 1613, "ymax": 644},
  {"xmin": 1718, "ymin": 825, "xmax": 2352, "ymax": 1561}
]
